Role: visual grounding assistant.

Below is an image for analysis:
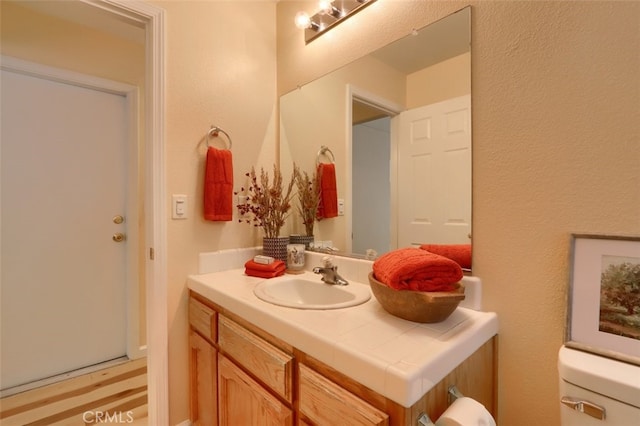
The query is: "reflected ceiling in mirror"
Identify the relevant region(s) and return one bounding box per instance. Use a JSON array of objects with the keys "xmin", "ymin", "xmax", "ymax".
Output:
[{"xmin": 280, "ymin": 7, "xmax": 472, "ymax": 268}]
